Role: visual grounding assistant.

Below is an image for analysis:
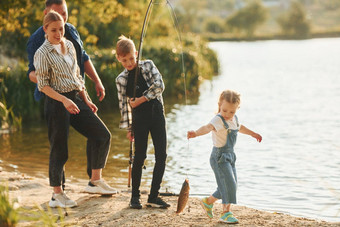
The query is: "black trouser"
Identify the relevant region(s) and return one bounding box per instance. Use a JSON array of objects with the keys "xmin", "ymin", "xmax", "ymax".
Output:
[
  {"xmin": 131, "ymin": 100, "xmax": 167, "ymax": 199},
  {"xmin": 45, "ymin": 91, "xmax": 111, "ymax": 186}
]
